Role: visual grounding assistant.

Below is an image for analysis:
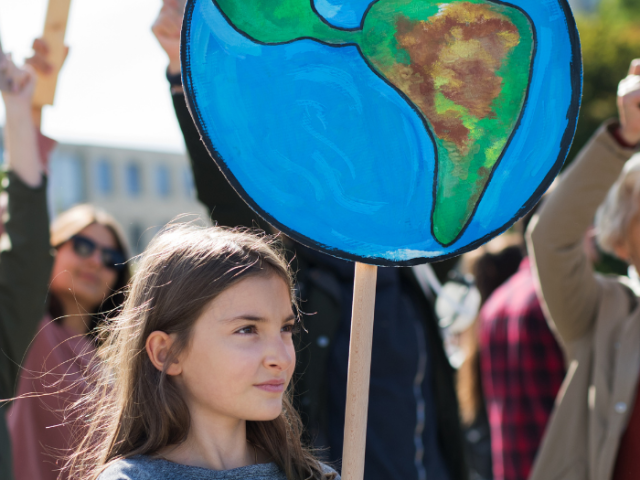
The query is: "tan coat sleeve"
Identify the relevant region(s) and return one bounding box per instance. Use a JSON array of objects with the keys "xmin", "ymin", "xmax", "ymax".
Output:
[{"xmin": 528, "ymin": 121, "xmax": 636, "ymax": 344}]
